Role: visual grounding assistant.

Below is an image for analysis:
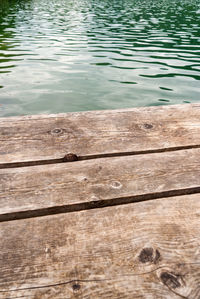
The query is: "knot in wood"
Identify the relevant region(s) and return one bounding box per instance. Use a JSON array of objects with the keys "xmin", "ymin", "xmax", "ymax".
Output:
[
  {"xmin": 138, "ymin": 247, "xmax": 161, "ymax": 264},
  {"xmin": 63, "ymin": 153, "xmax": 78, "ymax": 162},
  {"xmin": 139, "ymin": 247, "xmax": 154, "ymax": 263},
  {"xmin": 160, "ymin": 272, "xmax": 182, "ymax": 289}
]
